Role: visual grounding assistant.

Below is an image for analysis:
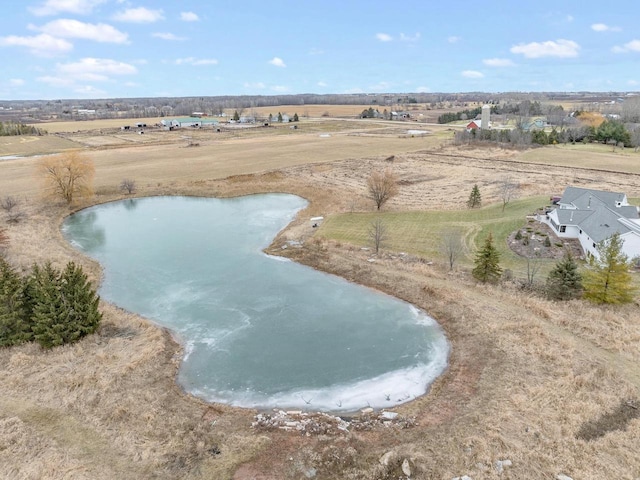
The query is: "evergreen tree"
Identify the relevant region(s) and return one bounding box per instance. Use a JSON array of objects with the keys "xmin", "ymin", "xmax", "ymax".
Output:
[
  {"xmin": 0, "ymin": 258, "xmax": 31, "ymax": 346},
  {"xmin": 546, "ymin": 252, "xmax": 582, "ymax": 300},
  {"xmin": 472, "ymin": 232, "xmax": 502, "ymax": 283},
  {"xmin": 467, "ymin": 184, "xmax": 482, "ymax": 208},
  {"xmin": 583, "ymin": 233, "xmax": 636, "ymax": 304},
  {"xmin": 59, "ymin": 261, "xmax": 102, "ymax": 340},
  {"xmin": 277, "ymin": 112, "xmax": 283, "ymax": 123},
  {"xmin": 30, "ymin": 262, "xmax": 65, "ymax": 348},
  {"xmin": 232, "ymin": 110, "xmax": 240, "ymax": 122},
  {"xmin": 30, "ymin": 262, "xmax": 102, "ymax": 348},
  {"xmin": 293, "ymin": 113, "xmax": 299, "ymax": 122}
]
